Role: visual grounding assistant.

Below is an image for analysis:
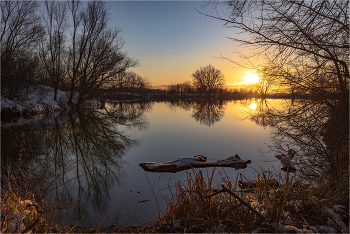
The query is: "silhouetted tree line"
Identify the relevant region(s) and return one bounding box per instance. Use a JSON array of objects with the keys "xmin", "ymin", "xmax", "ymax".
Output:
[
  {"xmin": 167, "ymin": 64, "xmax": 275, "ymax": 98},
  {"xmin": 167, "ymin": 81, "xmax": 194, "ymax": 94},
  {"xmin": 230, "ymin": 85, "xmax": 260, "ymax": 98},
  {"xmin": 1, "ymin": 0, "xmax": 138, "ymax": 106},
  {"xmin": 167, "ymin": 80, "xmax": 268, "ymax": 99}
]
